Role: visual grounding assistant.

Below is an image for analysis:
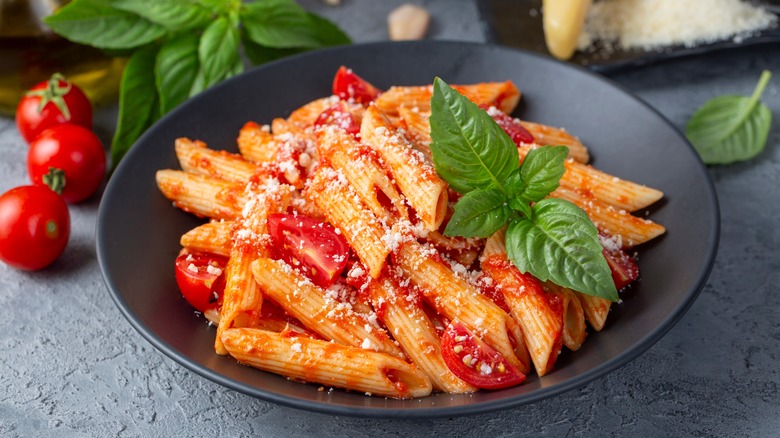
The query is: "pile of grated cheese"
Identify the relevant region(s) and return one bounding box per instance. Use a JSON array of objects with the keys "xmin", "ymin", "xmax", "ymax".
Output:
[{"xmin": 578, "ymin": 0, "xmax": 778, "ymax": 51}]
